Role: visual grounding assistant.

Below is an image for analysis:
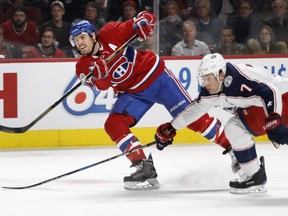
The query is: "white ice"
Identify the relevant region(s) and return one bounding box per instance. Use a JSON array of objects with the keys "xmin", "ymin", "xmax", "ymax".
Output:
[{"xmin": 1, "ymin": 143, "xmax": 288, "ymax": 216}]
